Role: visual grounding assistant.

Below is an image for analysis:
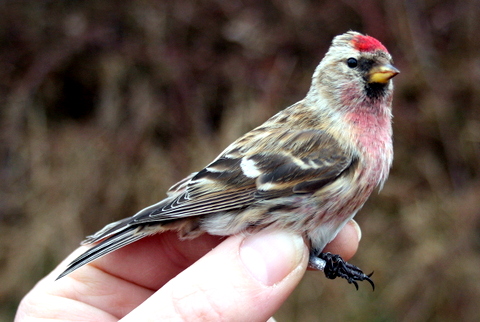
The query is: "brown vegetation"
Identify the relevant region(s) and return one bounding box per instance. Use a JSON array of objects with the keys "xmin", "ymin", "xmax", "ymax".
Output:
[{"xmin": 1, "ymin": 1, "xmax": 480, "ymax": 321}]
